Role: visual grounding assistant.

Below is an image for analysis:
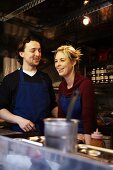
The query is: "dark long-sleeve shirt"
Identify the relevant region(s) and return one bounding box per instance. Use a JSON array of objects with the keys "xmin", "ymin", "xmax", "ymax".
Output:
[{"xmin": 0, "ymin": 69, "xmax": 57, "ymax": 114}]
